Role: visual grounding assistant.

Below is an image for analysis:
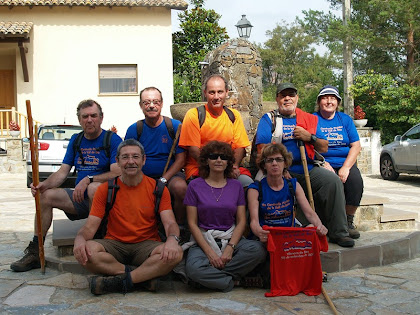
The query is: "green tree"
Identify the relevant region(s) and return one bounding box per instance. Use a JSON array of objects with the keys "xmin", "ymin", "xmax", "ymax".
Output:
[
  {"xmin": 351, "ymin": 71, "xmax": 420, "ymax": 143},
  {"xmin": 260, "ymin": 21, "xmax": 339, "ymax": 112},
  {"xmin": 172, "ymin": 0, "xmax": 228, "ymax": 103},
  {"xmin": 302, "ymin": 0, "xmax": 420, "ymax": 85}
]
